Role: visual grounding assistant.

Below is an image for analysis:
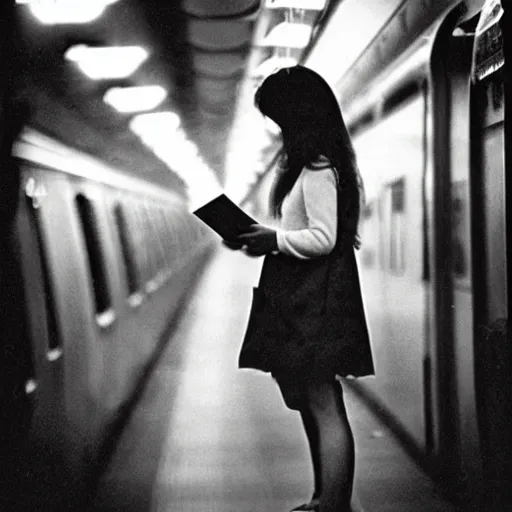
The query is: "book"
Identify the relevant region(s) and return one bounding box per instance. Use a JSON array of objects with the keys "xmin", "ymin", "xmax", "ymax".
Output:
[{"xmin": 193, "ymin": 194, "xmax": 257, "ymax": 242}]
